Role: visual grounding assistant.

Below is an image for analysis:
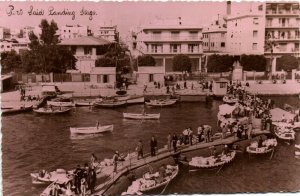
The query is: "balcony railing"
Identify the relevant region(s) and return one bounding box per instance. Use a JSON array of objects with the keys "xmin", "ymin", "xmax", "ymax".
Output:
[
  {"xmin": 265, "ymin": 48, "xmax": 299, "ymax": 53},
  {"xmin": 266, "ymin": 36, "xmax": 300, "ymax": 41},
  {"xmin": 266, "ymin": 24, "xmax": 299, "ymax": 28},
  {"xmin": 143, "ymin": 35, "xmax": 202, "ymax": 42},
  {"xmin": 266, "ymin": 9, "xmax": 299, "ymax": 15}
]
